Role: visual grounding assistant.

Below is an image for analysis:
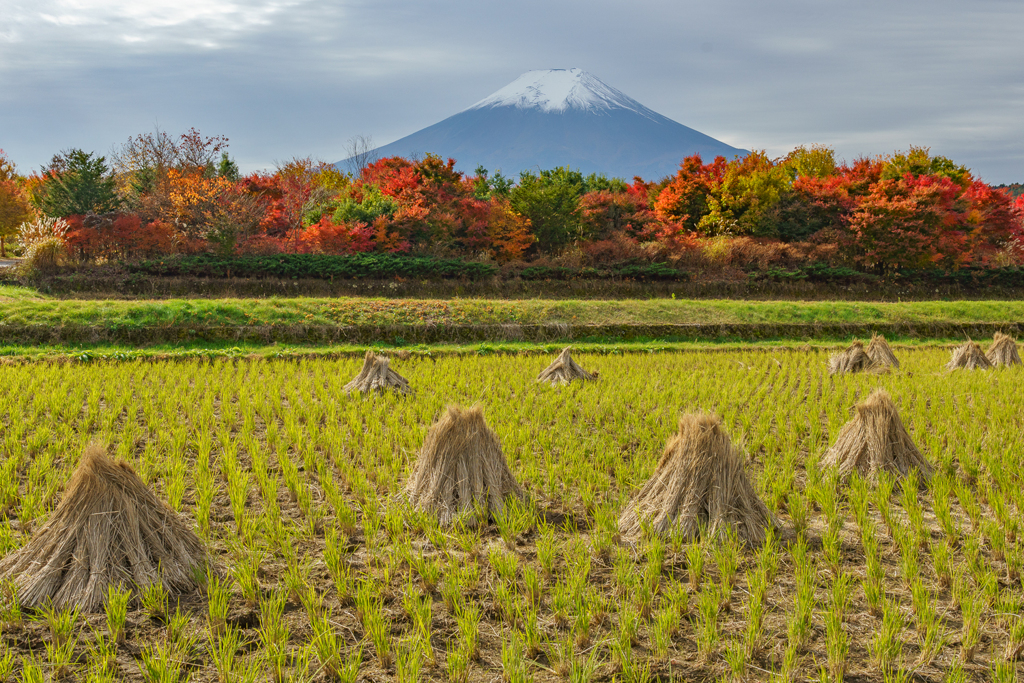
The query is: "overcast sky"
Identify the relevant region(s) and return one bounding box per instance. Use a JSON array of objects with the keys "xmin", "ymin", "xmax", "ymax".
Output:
[{"xmin": 2, "ymin": 0, "xmax": 1022, "ymax": 183}]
